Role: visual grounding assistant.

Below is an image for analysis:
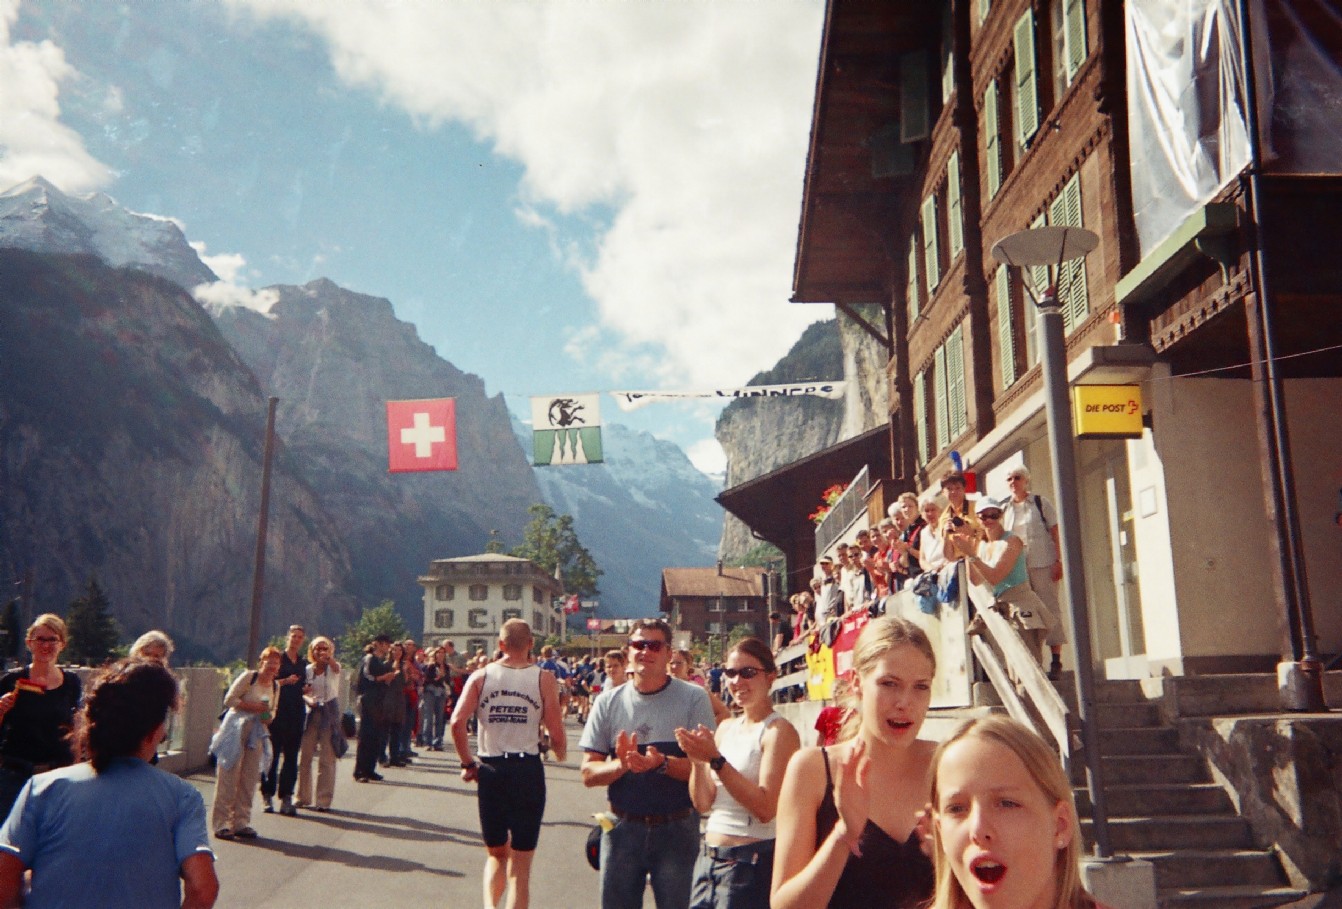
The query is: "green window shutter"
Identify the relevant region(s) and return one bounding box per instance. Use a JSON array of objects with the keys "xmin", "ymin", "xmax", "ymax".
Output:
[
  {"xmin": 922, "ymin": 195, "xmax": 940, "ymax": 297},
  {"xmin": 1063, "ymin": 175, "xmax": 1088, "ymax": 331},
  {"xmin": 947, "ymin": 151, "xmax": 963, "ymax": 259},
  {"xmin": 907, "ymin": 238, "xmax": 920, "ymax": 323},
  {"xmin": 996, "ymin": 265, "xmax": 1016, "ymax": 388},
  {"xmin": 913, "ymin": 371, "xmax": 929, "ymax": 466},
  {"xmin": 984, "ymin": 82, "xmax": 1001, "ymax": 200},
  {"xmin": 901, "ymin": 52, "xmax": 930, "ymax": 143},
  {"xmin": 934, "ymin": 344, "xmax": 949, "ymax": 453},
  {"xmin": 1065, "ymin": 0, "xmax": 1088, "ymax": 82},
  {"xmin": 1013, "ymin": 10, "xmax": 1039, "ymax": 148},
  {"xmin": 1025, "ymin": 212, "xmax": 1045, "ymax": 366},
  {"xmin": 947, "ymin": 325, "xmax": 967, "ymax": 440},
  {"xmin": 1048, "ymin": 191, "xmax": 1072, "ymax": 330}
]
